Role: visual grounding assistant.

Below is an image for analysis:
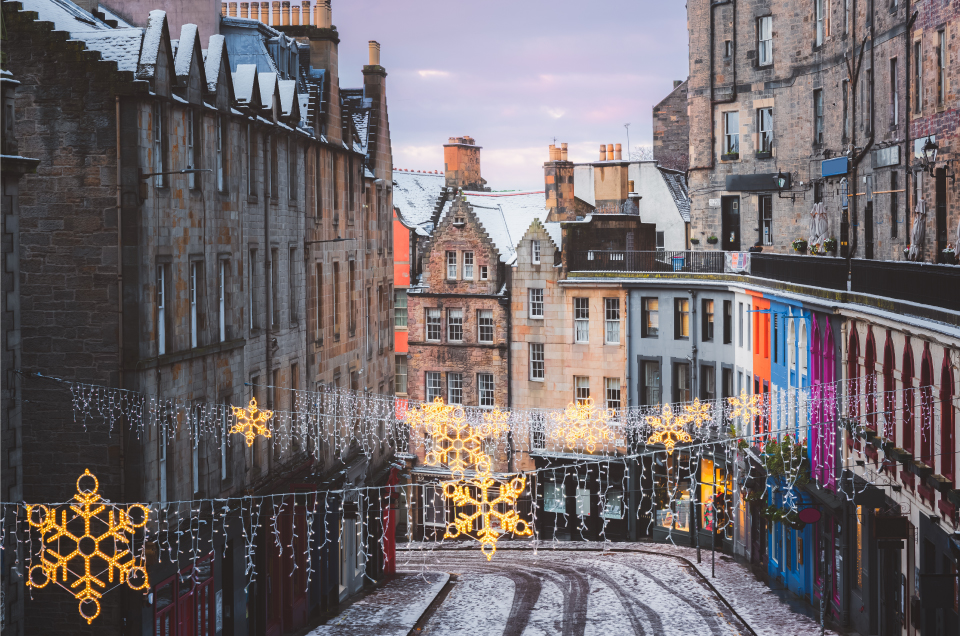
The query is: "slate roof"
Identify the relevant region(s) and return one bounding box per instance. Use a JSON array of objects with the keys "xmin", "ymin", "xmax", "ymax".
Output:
[
  {"xmin": 392, "ymin": 170, "xmax": 446, "ymax": 231},
  {"xmin": 439, "ymin": 191, "xmax": 548, "ymax": 264},
  {"xmin": 658, "ymin": 168, "xmax": 691, "ymax": 222},
  {"xmin": 341, "ymin": 88, "xmax": 370, "ymax": 155}
]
